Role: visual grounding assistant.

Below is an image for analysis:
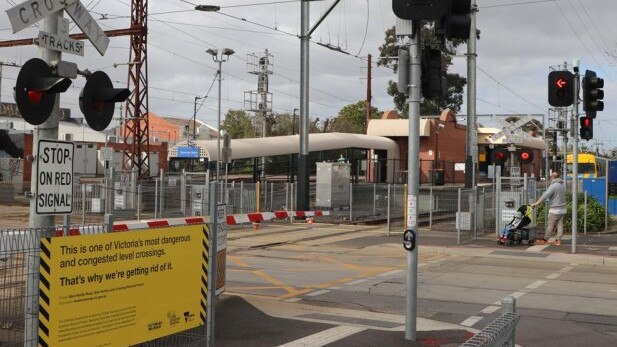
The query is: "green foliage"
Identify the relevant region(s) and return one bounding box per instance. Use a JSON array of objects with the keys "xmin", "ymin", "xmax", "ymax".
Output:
[
  {"xmin": 536, "ymin": 193, "xmax": 610, "ymax": 232},
  {"xmin": 330, "ymin": 100, "xmax": 380, "ymax": 134},
  {"xmin": 221, "ymin": 110, "xmax": 254, "ymax": 139}
]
